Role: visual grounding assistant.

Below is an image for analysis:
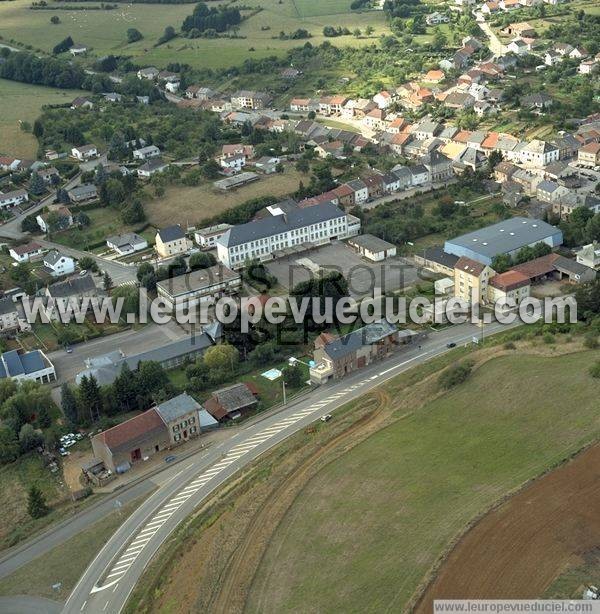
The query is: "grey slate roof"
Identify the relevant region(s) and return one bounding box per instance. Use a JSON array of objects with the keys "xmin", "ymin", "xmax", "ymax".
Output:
[
  {"xmin": 0, "ymin": 296, "xmax": 17, "ymax": 316},
  {"xmin": 218, "ymin": 202, "xmax": 346, "ymax": 249},
  {"xmin": 322, "ymin": 319, "xmax": 397, "ymax": 361},
  {"xmin": 43, "ymin": 250, "xmax": 66, "ymax": 267},
  {"xmin": 76, "ymin": 333, "xmax": 214, "ymax": 386},
  {"xmin": 422, "ymin": 246, "xmax": 459, "ymax": 269},
  {"xmin": 0, "ymin": 350, "xmax": 46, "ymax": 378},
  {"xmin": 47, "ymin": 273, "xmax": 97, "ymax": 299},
  {"xmin": 212, "ymin": 383, "xmax": 257, "ymax": 412},
  {"xmin": 349, "ymin": 233, "xmax": 396, "ymax": 253},
  {"xmin": 157, "ymin": 225, "xmax": 185, "ymax": 243},
  {"xmin": 155, "ymin": 392, "xmax": 201, "ymax": 424}
]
